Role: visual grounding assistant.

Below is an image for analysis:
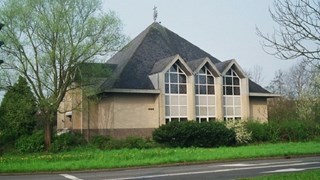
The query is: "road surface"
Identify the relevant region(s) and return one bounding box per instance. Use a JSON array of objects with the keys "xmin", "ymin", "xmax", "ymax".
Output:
[{"xmin": 1, "ymin": 156, "xmax": 320, "ymax": 180}]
